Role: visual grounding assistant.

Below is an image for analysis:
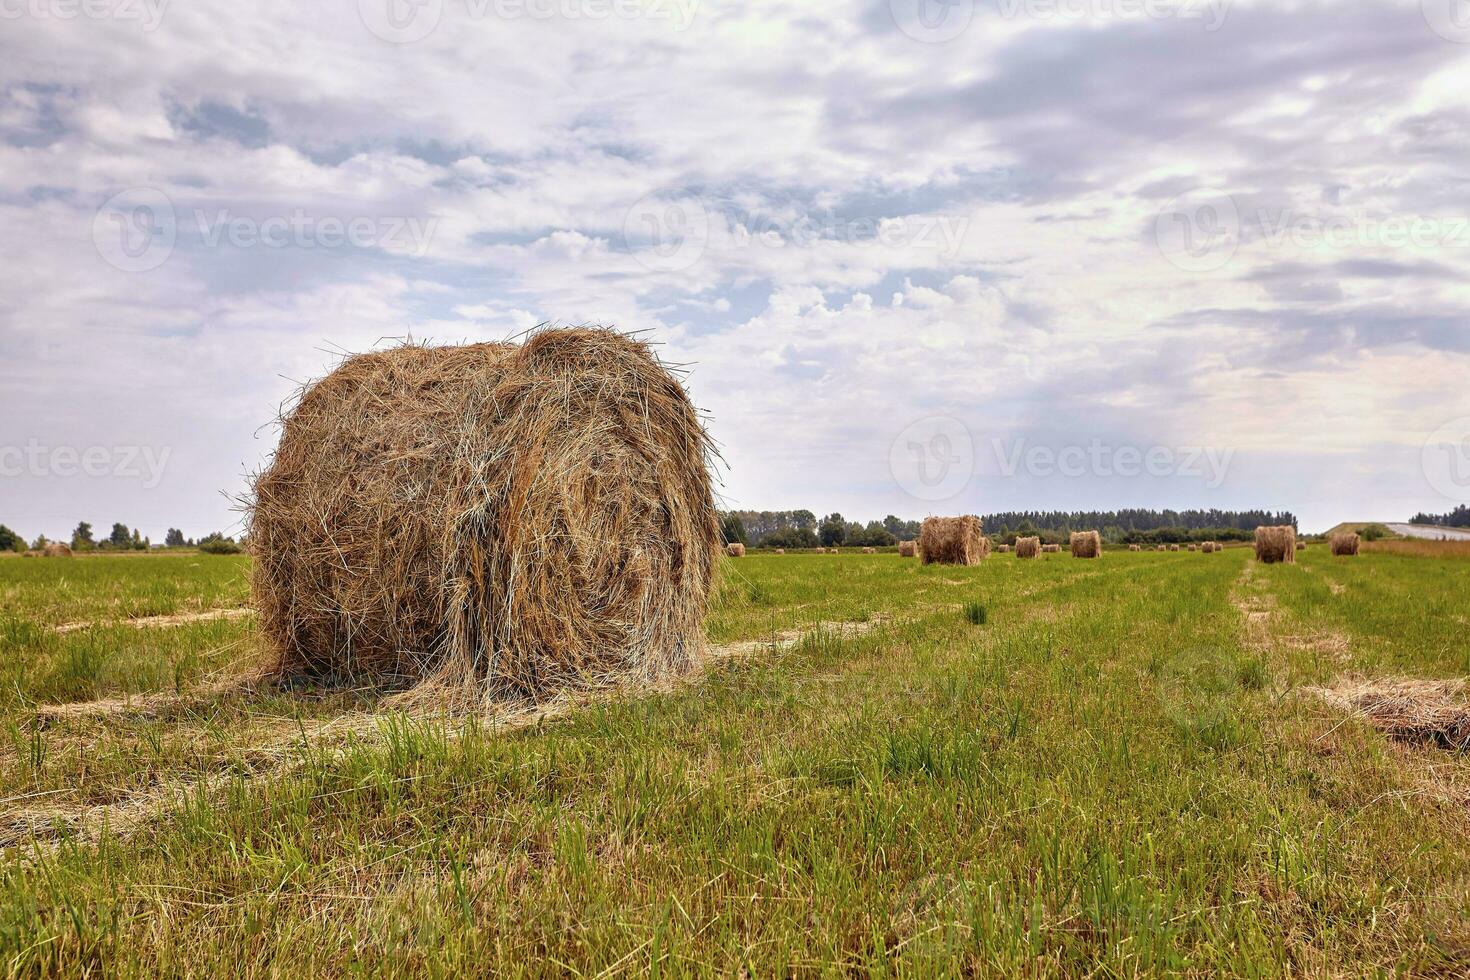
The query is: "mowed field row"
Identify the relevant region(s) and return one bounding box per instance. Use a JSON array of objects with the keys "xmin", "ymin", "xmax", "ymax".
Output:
[{"xmin": 0, "ymin": 548, "xmax": 1468, "ymax": 974}]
